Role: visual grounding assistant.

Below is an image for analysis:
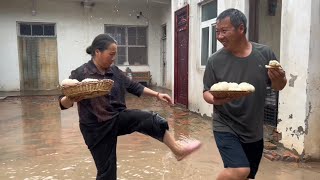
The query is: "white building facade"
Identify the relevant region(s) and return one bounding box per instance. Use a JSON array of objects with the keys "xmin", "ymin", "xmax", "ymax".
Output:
[
  {"xmin": 1, "ymin": 0, "xmax": 319, "ymax": 159},
  {"xmin": 0, "ymin": 0, "xmax": 173, "ymax": 91}
]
